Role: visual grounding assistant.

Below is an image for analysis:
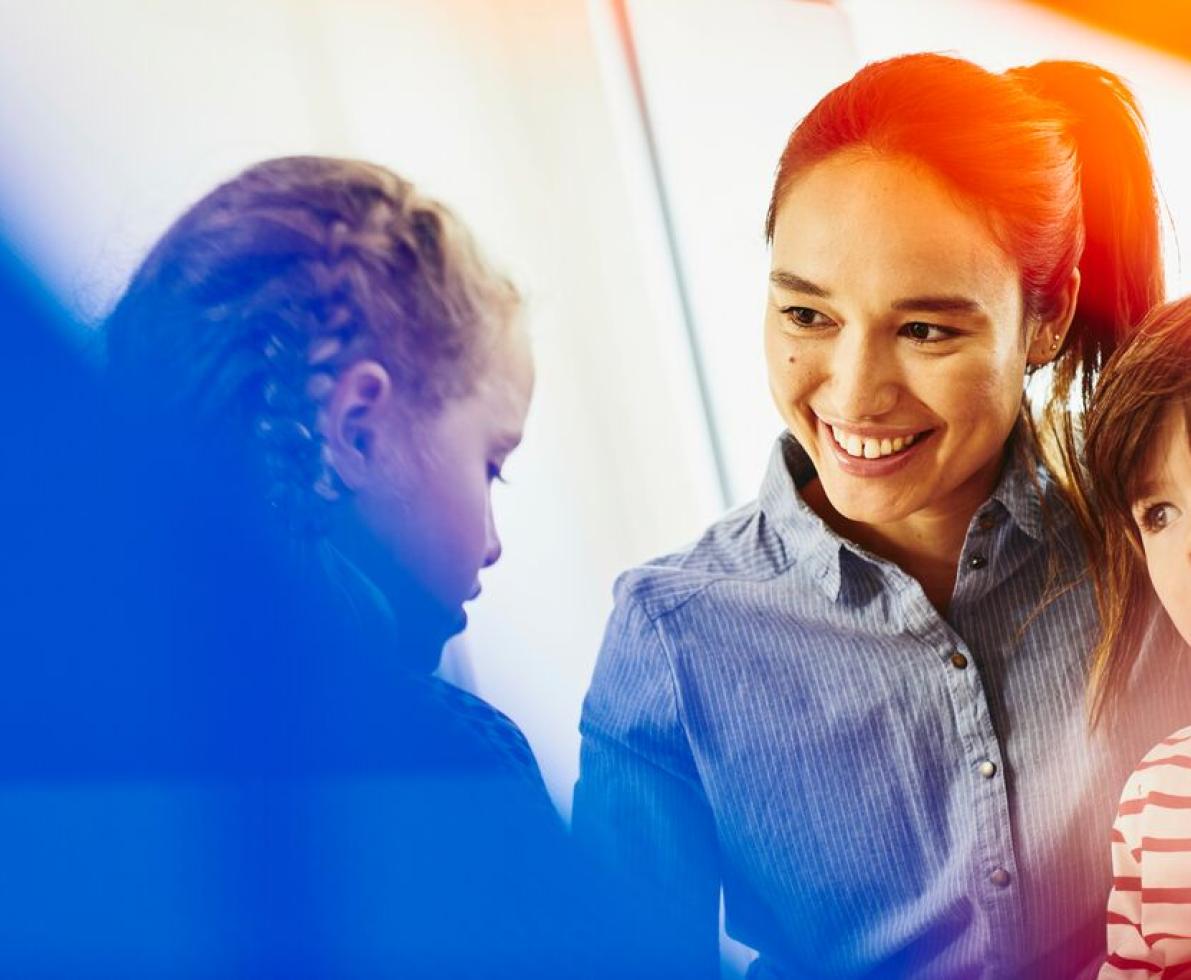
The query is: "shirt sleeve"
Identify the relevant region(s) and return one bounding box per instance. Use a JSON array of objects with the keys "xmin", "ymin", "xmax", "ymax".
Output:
[
  {"xmin": 572, "ymin": 583, "xmax": 722, "ymax": 979},
  {"xmin": 1101, "ymin": 764, "xmax": 1171, "ymax": 980}
]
